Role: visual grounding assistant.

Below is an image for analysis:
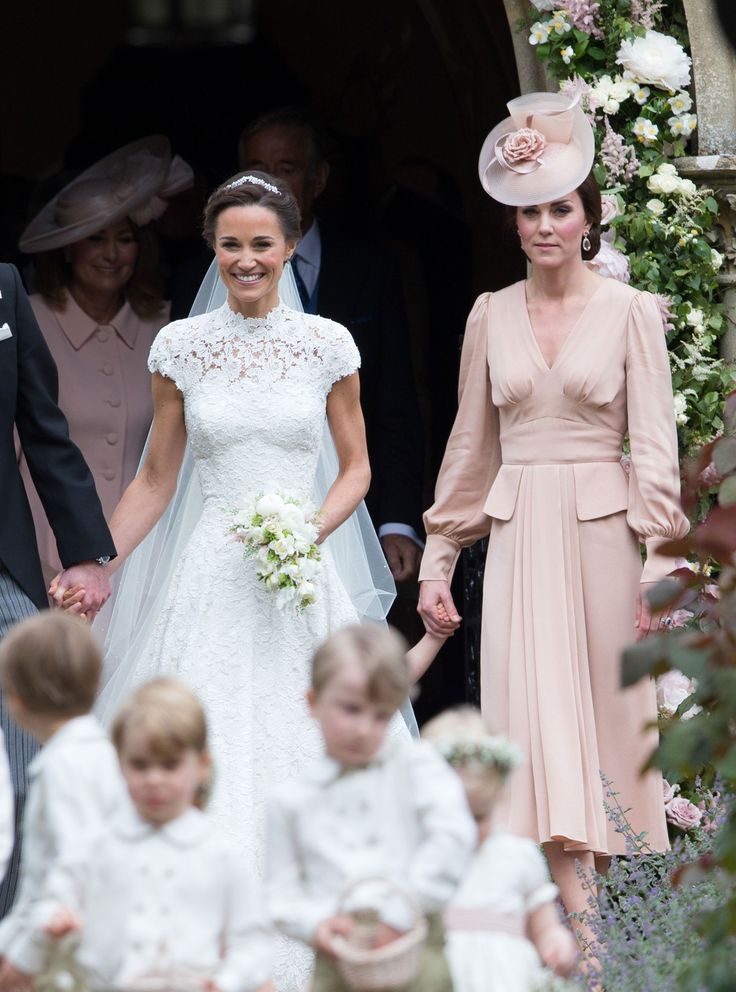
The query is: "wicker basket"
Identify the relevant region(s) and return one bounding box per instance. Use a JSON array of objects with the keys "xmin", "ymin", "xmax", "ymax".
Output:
[{"xmin": 330, "ymin": 877, "xmax": 428, "ymax": 992}]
